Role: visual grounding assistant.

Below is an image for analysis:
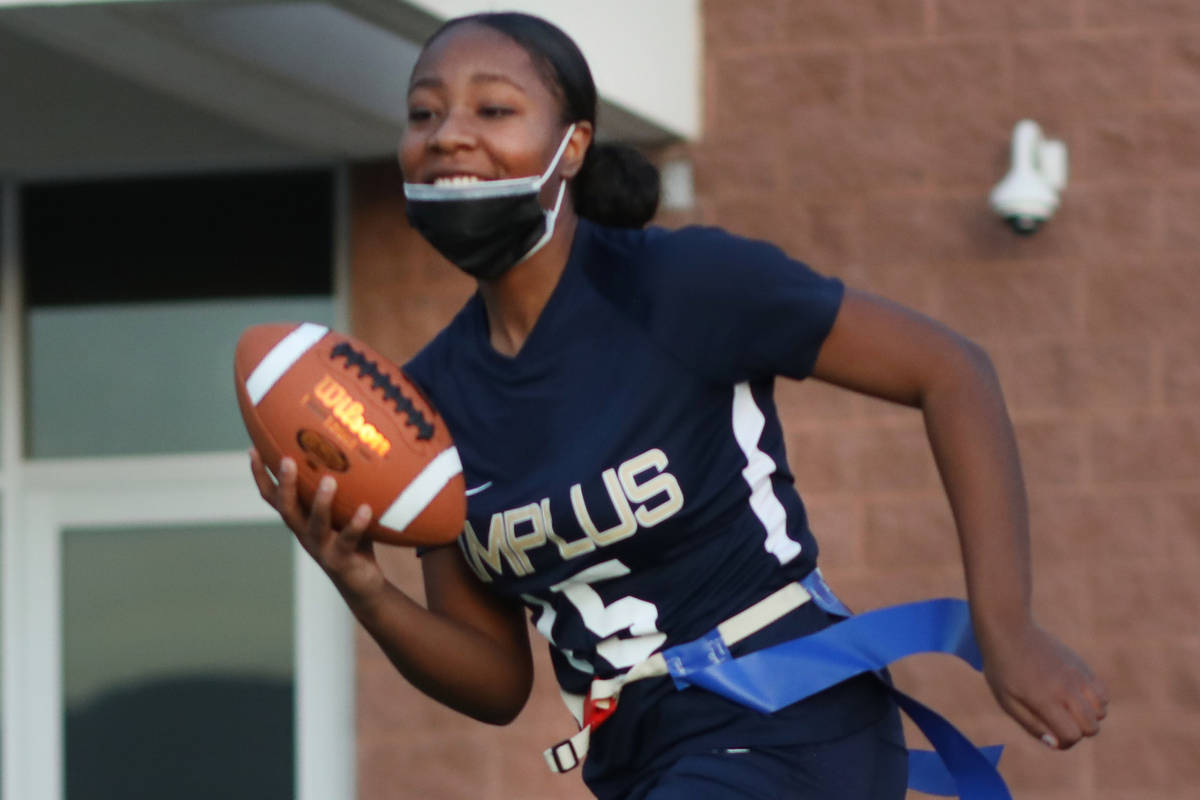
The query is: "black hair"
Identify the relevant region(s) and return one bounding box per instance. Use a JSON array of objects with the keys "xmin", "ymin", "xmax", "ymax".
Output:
[{"xmin": 424, "ymin": 12, "xmax": 660, "ymax": 228}]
